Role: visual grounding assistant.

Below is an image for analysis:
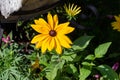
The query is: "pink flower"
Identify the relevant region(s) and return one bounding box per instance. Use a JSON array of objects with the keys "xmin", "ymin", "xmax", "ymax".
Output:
[
  {"xmin": 2, "ymin": 35, "xmax": 10, "ymax": 44},
  {"xmin": 93, "ymin": 74, "xmax": 100, "ymax": 80},
  {"xmin": 112, "ymin": 62, "xmax": 119, "ymax": 71}
]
